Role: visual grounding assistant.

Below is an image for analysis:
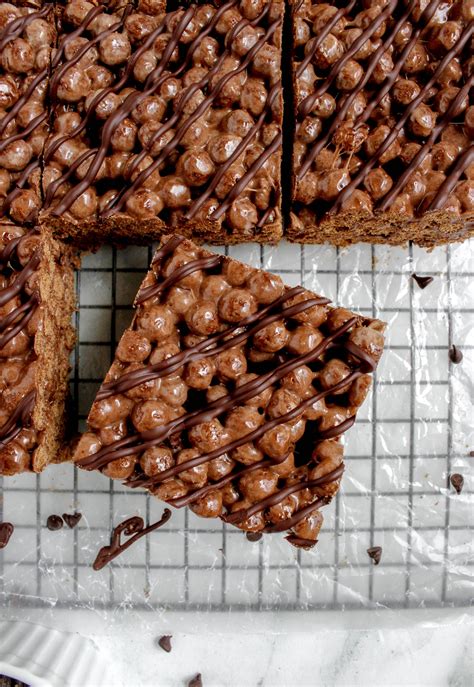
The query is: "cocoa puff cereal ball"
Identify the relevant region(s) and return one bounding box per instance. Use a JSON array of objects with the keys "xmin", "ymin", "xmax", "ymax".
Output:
[
  {"xmin": 318, "ymin": 359, "xmax": 352, "ymax": 394},
  {"xmin": 99, "ymin": 420, "xmax": 127, "ymax": 446},
  {"xmin": 184, "ymin": 358, "xmax": 216, "ymax": 389},
  {"xmin": 257, "ymin": 423, "xmax": 292, "ymax": 460},
  {"xmin": 102, "ymin": 456, "xmax": 136, "ymax": 480},
  {"xmin": 235, "ymin": 373, "xmax": 273, "ymax": 409},
  {"xmin": 177, "ymin": 448, "xmax": 208, "ymax": 487},
  {"xmin": 88, "ymin": 395, "xmax": 133, "ymax": 429},
  {"xmin": 348, "ymin": 325, "xmax": 385, "ymax": 365},
  {"xmin": 190, "ymin": 490, "xmax": 223, "ymax": 518},
  {"xmin": 153, "ymin": 478, "xmax": 188, "ymax": 501},
  {"xmin": 287, "ymin": 323, "xmax": 324, "ymax": 356},
  {"xmin": 218, "ymin": 288, "xmax": 258, "ymax": 322},
  {"xmin": 225, "ymin": 406, "xmax": 264, "ymax": 439},
  {"xmin": 0, "ymin": 441, "xmax": 30, "ymax": 475},
  {"xmin": 188, "ymin": 418, "xmax": 229, "ymax": 453},
  {"xmin": 131, "ymin": 399, "xmax": 171, "ymax": 432},
  {"xmin": 216, "ymin": 348, "xmax": 247, "ymax": 381},
  {"xmin": 239, "ymin": 467, "xmax": 278, "ymax": 502},
  {"xmin": 291, "ymin": 510, "xmax": 323, "ymax": 543},
  {"xmin": 208, "ymin": 453, "xmax": 235, "ymax": 480},
  {"xmin": 184, "ymin": 300, "xmax": 219, "ymax": 335},
  {"xmin": 140, "ymin": 446, "xmax": 174, "ymax": 477},
  {"xmin": 267, "ymin": 493, "xmax": 299, "ymax": 524},
  {"xmin": 253, "ymin": 320, "xmax": 289, "ymax": 352},
  {"xmin": 136, "ymin": 304, "xmax": 176, "ymax": 340}
]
